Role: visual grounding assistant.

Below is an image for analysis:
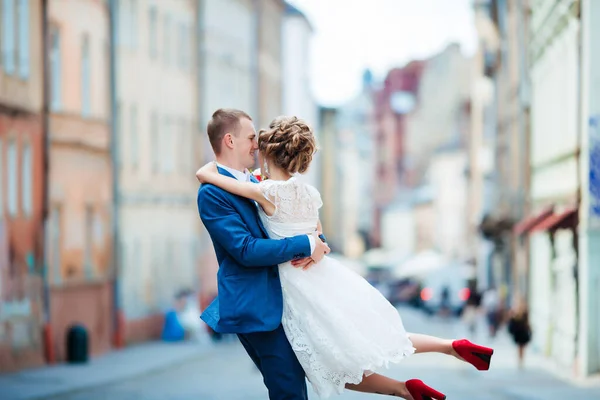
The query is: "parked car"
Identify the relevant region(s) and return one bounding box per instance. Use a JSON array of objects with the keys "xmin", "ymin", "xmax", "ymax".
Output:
[
  {"xmin": 419, "ymin": 265, "xmax": 470, "ymax": 317},
  {"xmin": 387, "ymin": 278, "xmax": 422, "ymax": 307}
]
